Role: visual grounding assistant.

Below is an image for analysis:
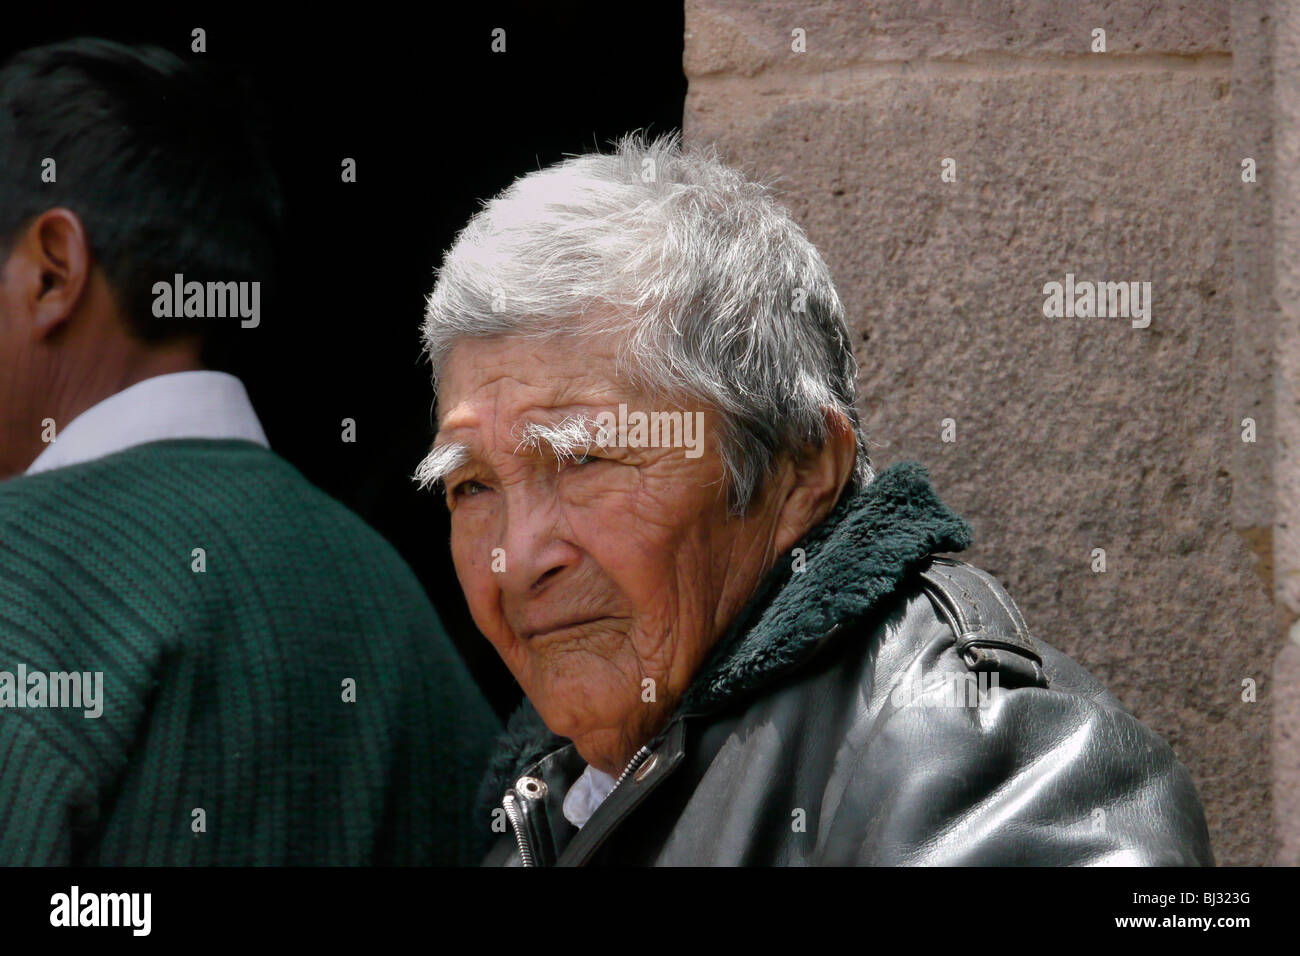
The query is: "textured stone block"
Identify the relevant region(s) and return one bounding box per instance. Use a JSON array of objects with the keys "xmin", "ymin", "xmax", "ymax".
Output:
[{"xmin": 685, "ymin": 0, "xmax": 1231, "ymax": 78}]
